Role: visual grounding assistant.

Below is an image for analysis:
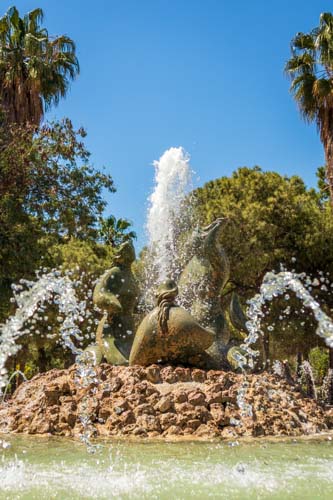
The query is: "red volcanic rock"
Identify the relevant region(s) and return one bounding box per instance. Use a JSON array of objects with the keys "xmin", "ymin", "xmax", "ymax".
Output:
[
  {"xmin": 154, "ymin": 396, "xmax": 173, "ymax": 413},
  {"xmin": 0, "ymin": 364, "xmax": 332, "ymax": 440},
  {"xmin": 191, "ymin": 369, "xmax": 207, "ymax": 383},
  {"xmin": 188, "ymin": 391, "xmax": 206, "ymax": 407},
  {"xmin": 145, "ymin": 365, "xmax": 161, "ymax": 384},
  {"xmin": 210, "ymin": 403, "xmax": 228, "ymax": 426}
]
